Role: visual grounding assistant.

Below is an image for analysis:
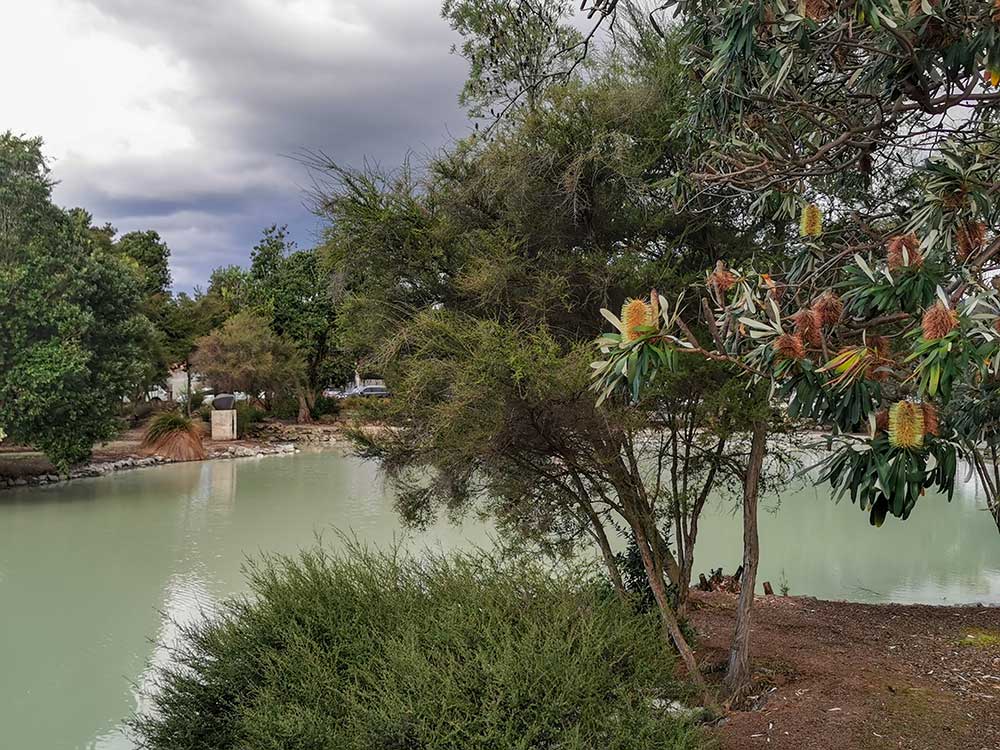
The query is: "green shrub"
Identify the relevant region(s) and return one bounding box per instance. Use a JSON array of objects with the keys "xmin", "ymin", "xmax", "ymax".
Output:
[
  {"xmin": 188, "ymin": 389, "xmax": 206, "ymax": 411},
  {"xmin": 269, "ymin": 395, "xmax": 299, "ymax": 420},
  {"xmin": 311, "ymin": 395, "xmax": 340, "ymax": 418},
  {"xmin": 130, "ymin": 545, "xmax": 707, "ymax": 750},
  {"xmin": 235, "ymin": 402, "xmax": 264, "ymax": 438},
  {"xmin": 197, "ymin": 404, "xmax": 211, "ymax": 423}
]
